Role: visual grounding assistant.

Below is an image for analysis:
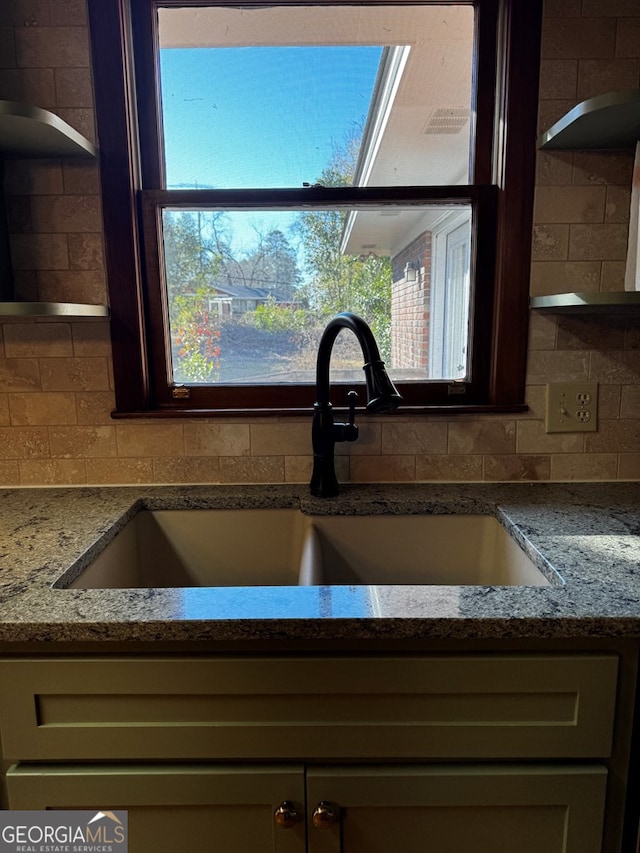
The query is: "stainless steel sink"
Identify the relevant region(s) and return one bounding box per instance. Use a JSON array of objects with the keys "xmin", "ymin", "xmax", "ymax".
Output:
[{"xmin": 58, "ymin": 509, "xmax": 556, "ymax": 589}]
